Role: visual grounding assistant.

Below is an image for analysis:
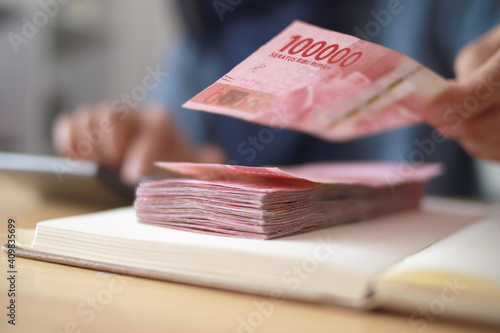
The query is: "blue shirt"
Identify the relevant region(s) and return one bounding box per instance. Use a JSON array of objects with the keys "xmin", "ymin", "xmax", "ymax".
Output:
[{"xmin": 151, "ymin": 0, "xmax": 500, "ymax": 197}]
